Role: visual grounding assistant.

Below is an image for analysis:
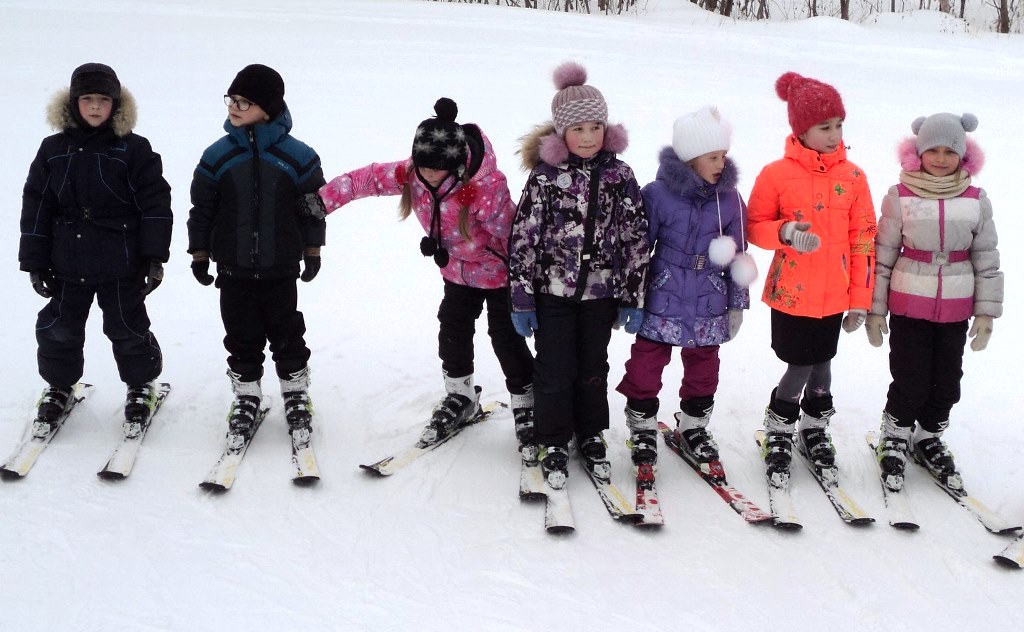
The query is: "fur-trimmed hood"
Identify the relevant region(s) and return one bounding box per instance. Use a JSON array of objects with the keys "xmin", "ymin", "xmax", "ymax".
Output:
[
  {"xmin": 517, "ymin": 122, "xmax": 629, "ymax": 171},
  {"xmin": 655, "ymin": 146, "xmax": 738, "ymax": 198},
  {"xmin": 46, "ymin": 86, "xmax": 137, "ymax": 137},
  {"xmin": 897, "ymin": 135, "xmax": 984, "ymax": 176}
]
